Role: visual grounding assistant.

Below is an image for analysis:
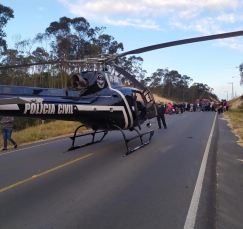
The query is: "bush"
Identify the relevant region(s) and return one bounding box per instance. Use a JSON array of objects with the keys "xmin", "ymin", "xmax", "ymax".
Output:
[
  {"xmin": 228, "ymin": 109, "xmax": 243, "ymax": 113},
  {"xmin": 0, "ymin": 117, "xmax": 51, "ymax": 132},
  {"xmin": 238, "ymin": 105, "xmax": 243, "ymax": 110}
]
